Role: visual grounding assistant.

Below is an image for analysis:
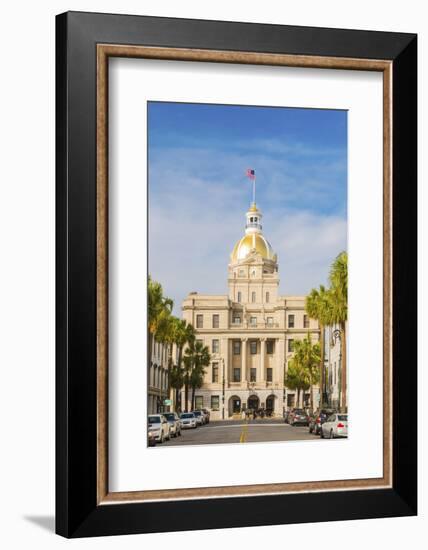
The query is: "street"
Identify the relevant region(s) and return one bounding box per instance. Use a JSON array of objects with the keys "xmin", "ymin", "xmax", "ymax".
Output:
[{"xmin": 161, "ymin": 418, "xmax": 322, "ymax": 446}]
